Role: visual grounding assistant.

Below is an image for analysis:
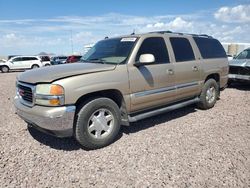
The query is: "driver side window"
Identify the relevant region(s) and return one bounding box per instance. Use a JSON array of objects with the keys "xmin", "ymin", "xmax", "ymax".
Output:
[
  {"xmin": 12, "ymin": 57, "xmax": 22, "ymax": 62},
  {"xmin": 136, "ymin": 37, "xmax": 169, "ymax": 64}
]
